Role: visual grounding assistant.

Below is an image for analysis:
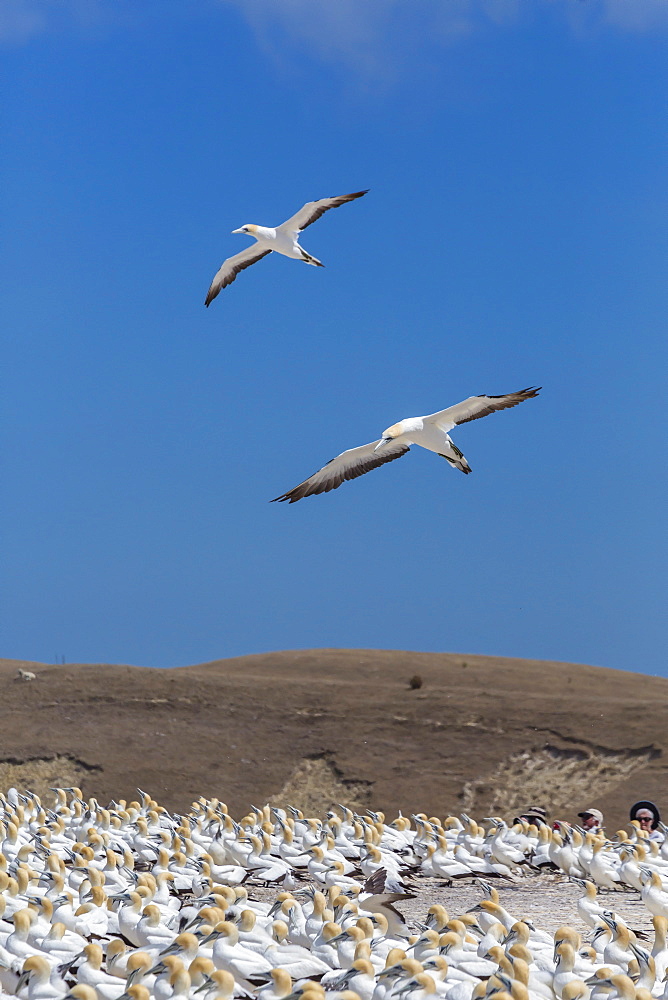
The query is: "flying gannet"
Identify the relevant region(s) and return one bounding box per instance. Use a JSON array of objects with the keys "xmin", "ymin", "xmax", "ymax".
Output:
[
  {"xmin": 205, "ymin": 190, "xmax": 369, "ymax": 305},
  {"xmin": 272, "ymin": 387, "xmax": 540, "ymax": 503}
]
